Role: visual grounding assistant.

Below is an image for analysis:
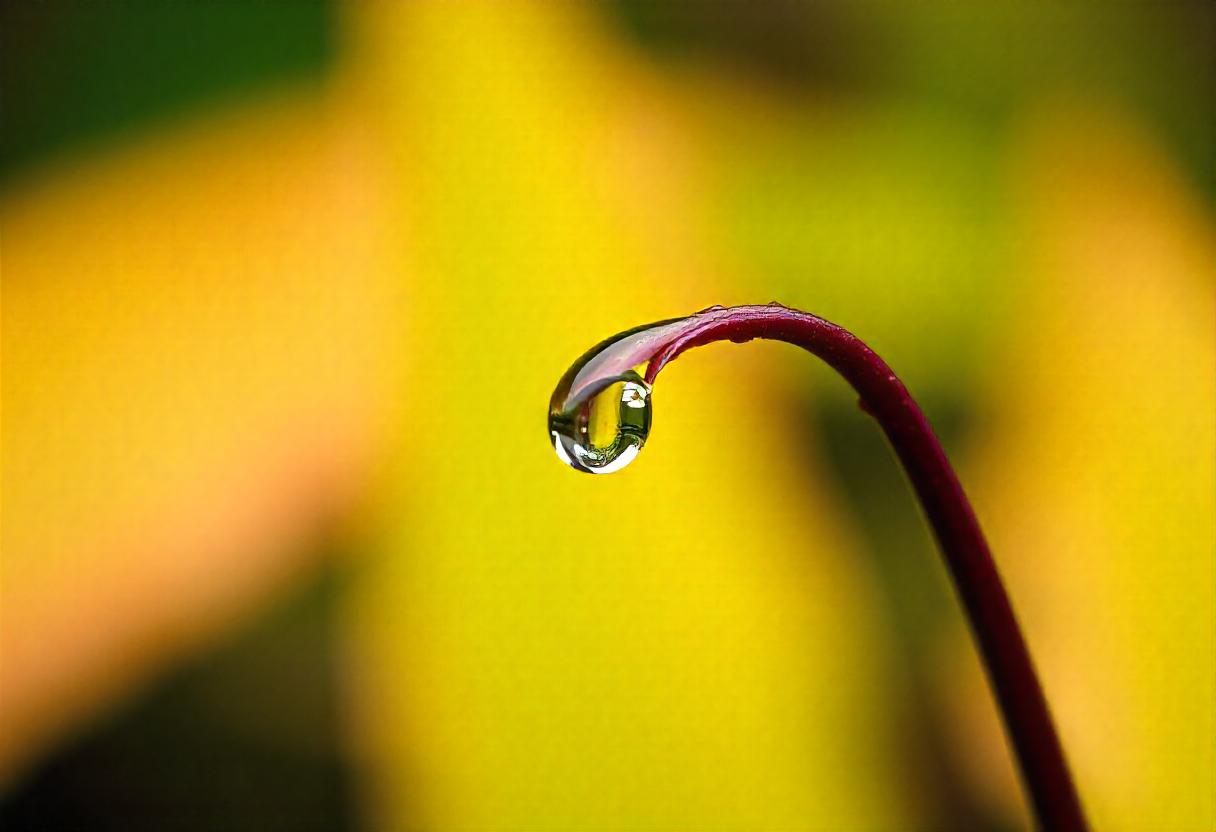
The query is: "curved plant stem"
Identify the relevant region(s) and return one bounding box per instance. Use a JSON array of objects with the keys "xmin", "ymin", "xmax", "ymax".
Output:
[{"xmin": 645, "ymin": 305, "xmax": 1087, "ymax": 831}]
